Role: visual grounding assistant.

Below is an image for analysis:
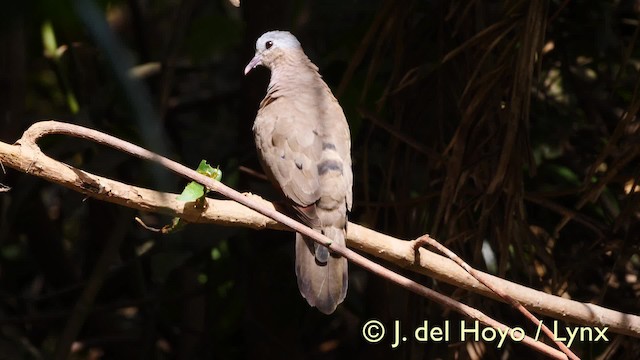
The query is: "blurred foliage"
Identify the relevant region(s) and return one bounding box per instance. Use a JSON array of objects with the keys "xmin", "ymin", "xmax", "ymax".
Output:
[{"xmin": 1, "ymin": 0, "xmax": 640, "ymax": 359}]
